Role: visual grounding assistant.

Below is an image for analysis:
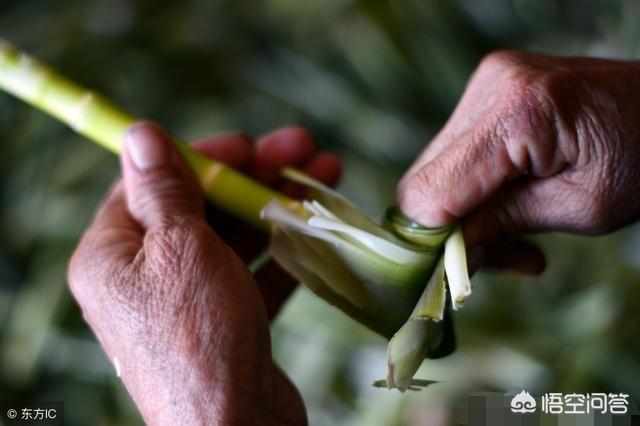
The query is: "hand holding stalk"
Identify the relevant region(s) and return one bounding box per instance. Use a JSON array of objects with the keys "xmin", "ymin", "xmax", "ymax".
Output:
[{"xmin": 0, "ymin": 41, "xmax": 472, "ymax": 391}]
